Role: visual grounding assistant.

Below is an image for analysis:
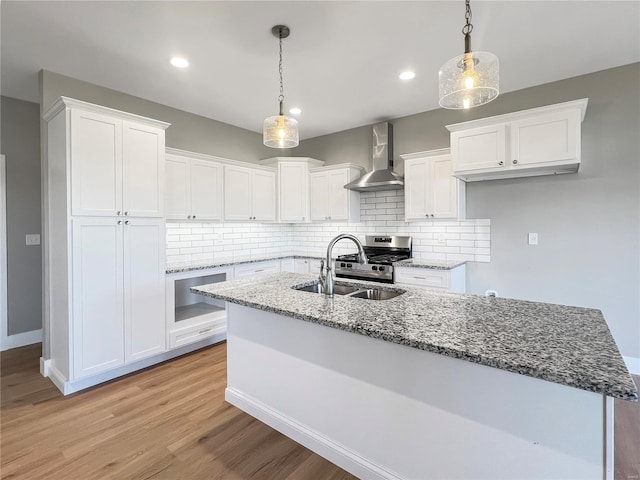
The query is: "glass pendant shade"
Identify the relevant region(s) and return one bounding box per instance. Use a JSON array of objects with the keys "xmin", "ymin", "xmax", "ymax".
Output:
[
  {"xmin": 263, "ymin": 113, "xmax": 299, "ymax": 148},
  {"xmin": 439, "ymin": 50, "xmax": 499, "ymax": 109}
]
